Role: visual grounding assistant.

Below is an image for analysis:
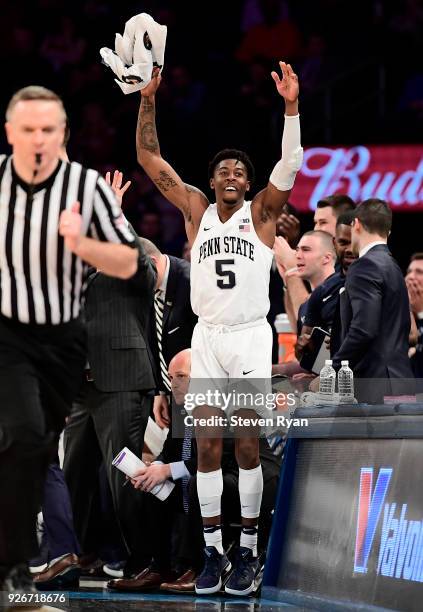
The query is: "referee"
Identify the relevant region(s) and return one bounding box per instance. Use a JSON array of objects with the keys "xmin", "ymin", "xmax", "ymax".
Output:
[{"xmin": 0, "ymin": 86, "xmax": 138, "ymax": 593}]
